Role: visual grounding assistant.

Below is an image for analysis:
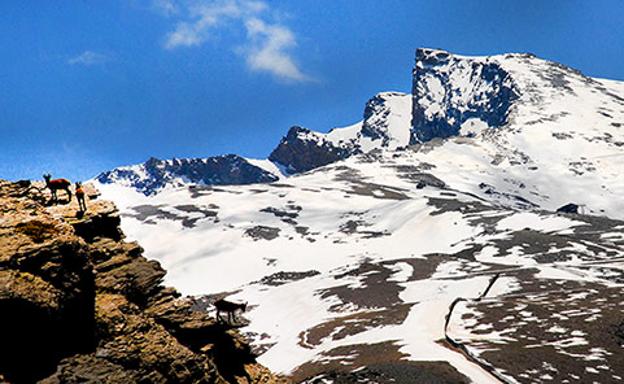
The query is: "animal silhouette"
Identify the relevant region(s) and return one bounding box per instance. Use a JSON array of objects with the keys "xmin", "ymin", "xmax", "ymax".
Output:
[
  {"xmin": 43, "ymin": 174, "xmax": 72, "ymax": 204},
  {"xmin": 214, "ymin": 299, "xmax": 247, "ymax": 325},
  {"xmin": 75, "ymin": 182, "xmax": 87, "ymax": 212}
]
